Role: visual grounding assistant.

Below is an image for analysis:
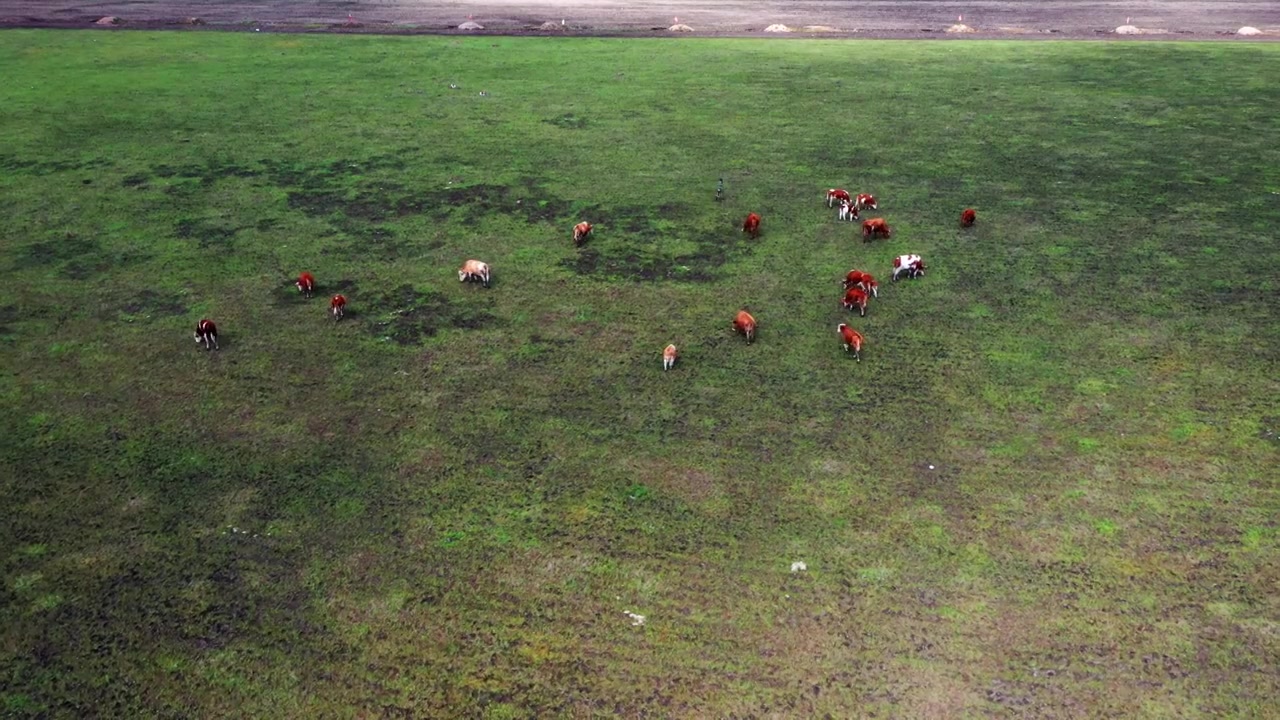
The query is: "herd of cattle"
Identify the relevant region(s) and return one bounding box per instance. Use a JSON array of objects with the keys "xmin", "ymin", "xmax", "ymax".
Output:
[{"xmin": 192, "ymin": 189, "xmax": 977, "ymax": 364}]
